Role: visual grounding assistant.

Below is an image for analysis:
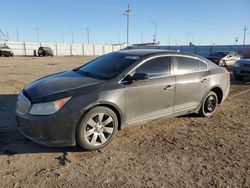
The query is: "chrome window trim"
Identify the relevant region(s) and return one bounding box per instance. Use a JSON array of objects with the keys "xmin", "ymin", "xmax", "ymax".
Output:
[{"xmin": 119, "ymin": 54, "xmax": 209, "ymax": 83}]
